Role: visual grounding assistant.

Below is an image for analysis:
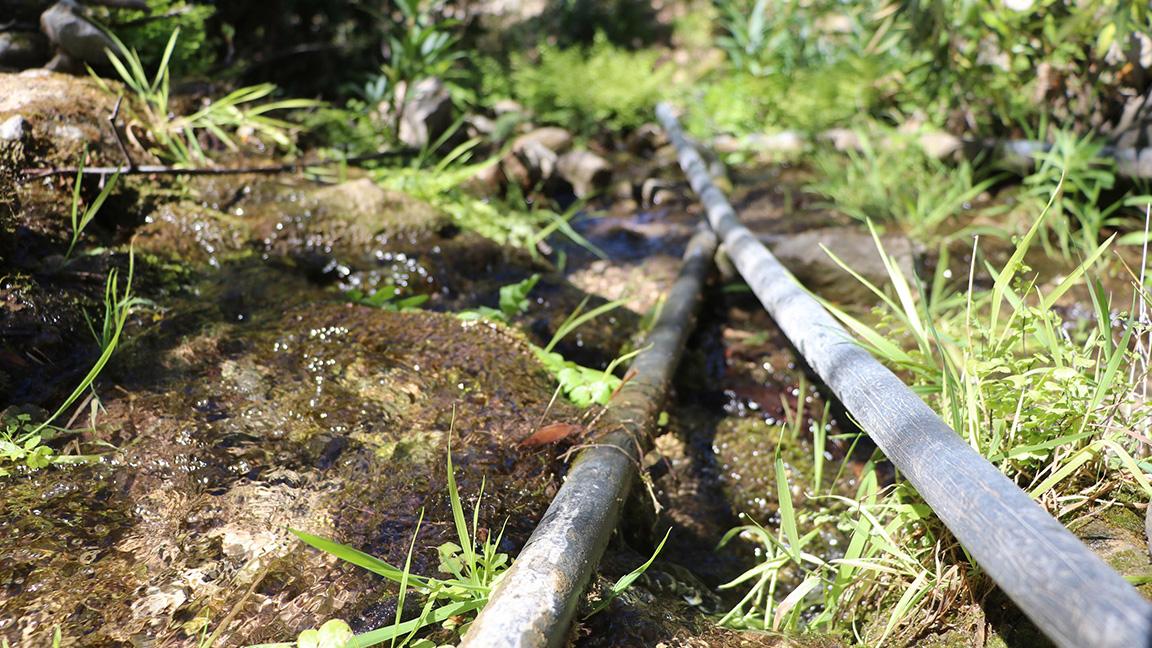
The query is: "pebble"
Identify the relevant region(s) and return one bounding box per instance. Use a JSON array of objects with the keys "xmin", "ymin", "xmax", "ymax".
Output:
[{"xmin": 0, "ymin": 115, "xmax": 28, "ymax": 141}]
